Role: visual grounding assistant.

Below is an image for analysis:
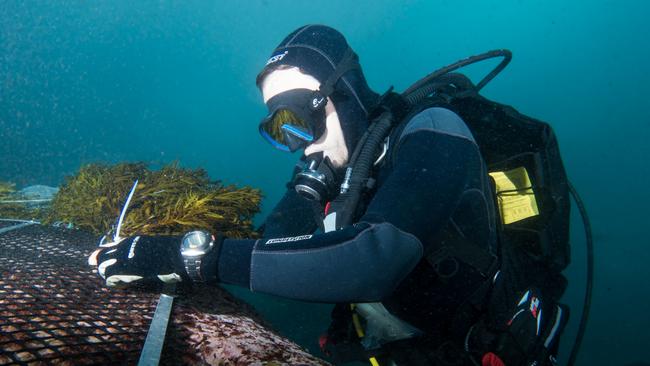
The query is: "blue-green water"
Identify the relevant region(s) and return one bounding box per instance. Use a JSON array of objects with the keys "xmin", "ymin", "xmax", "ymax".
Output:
[{"xmin": 1, "ymin": 1, "xmax": 648, "ymax": 364}]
